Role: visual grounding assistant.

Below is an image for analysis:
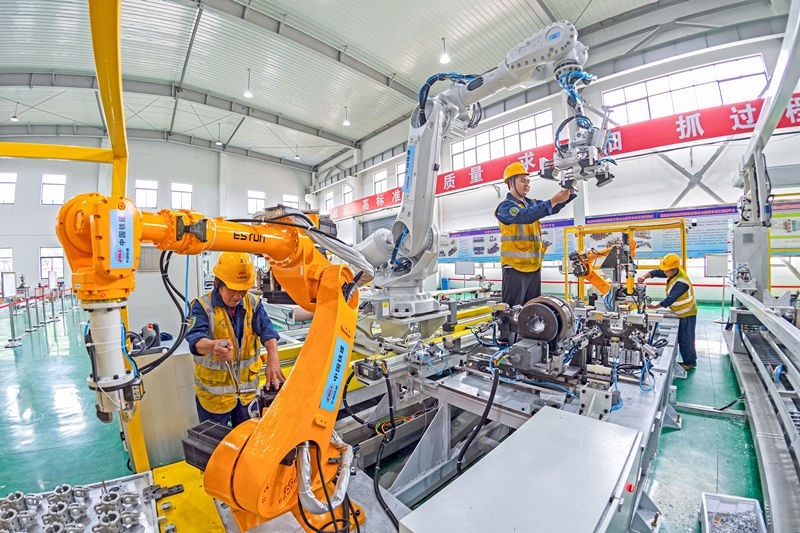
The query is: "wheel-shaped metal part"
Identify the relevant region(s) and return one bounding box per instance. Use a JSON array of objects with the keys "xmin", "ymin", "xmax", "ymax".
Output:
[
  {"xmin": 517, "ymin": 301, "xmax": 559, "ymax": 341},
  {"xmin": 520, "ymin": 295, "xmax": 574, "ymax": 342}
]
